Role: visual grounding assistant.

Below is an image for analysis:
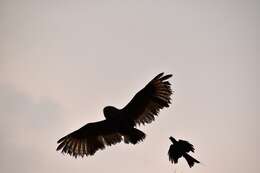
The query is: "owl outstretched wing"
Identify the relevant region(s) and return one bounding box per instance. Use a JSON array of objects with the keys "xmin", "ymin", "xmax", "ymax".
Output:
[{"xmin": 122, "ymin": 73, "xmax": 173, "ymax": 126}]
